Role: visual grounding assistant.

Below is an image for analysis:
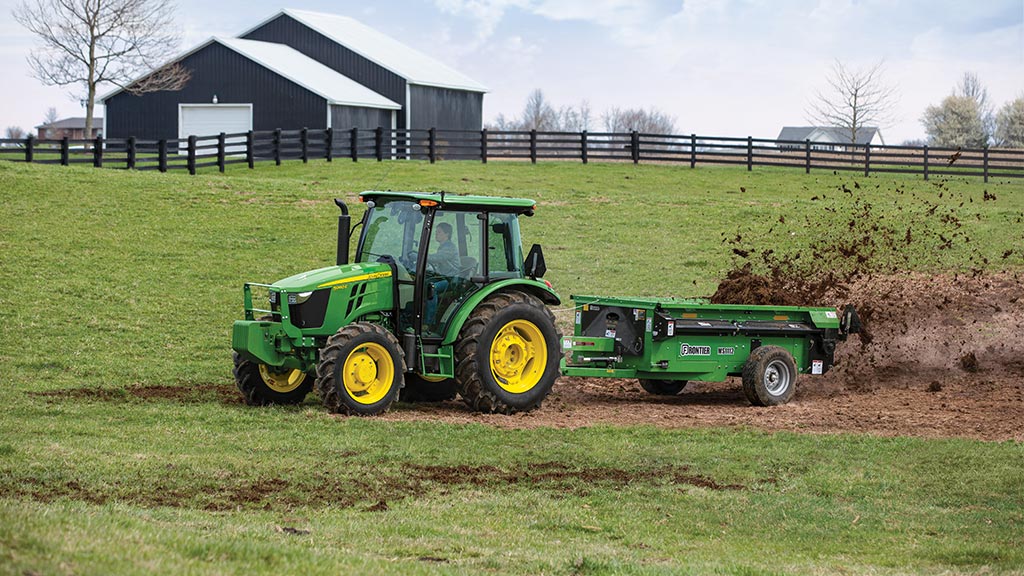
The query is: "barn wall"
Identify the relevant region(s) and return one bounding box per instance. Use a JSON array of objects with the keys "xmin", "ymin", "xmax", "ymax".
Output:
[
  {"xmin": 105, "ymin": 43, "xmax": 326, "ymax": 140},
  {"xmin": 244, "ymin": 14, "xmax": 407, "ymax": 128},
  {"xmin": 408, "ymin": 85, "xmax": 482, "ymax": 131},
  {"xmin": 330, "ymin": 106, "xmax": 393, "ymax": 131}
]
